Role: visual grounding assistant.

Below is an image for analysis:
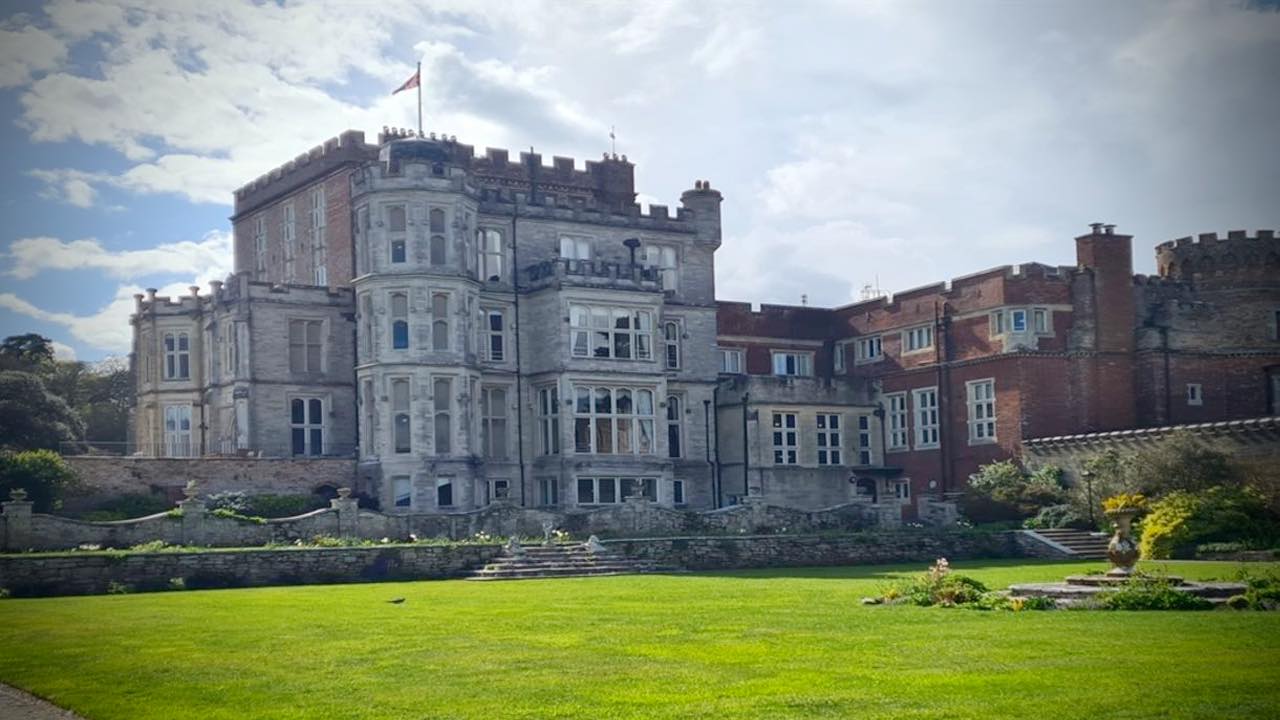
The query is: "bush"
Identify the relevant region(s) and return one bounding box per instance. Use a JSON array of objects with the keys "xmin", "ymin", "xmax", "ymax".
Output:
[
  {"xmin": 1233, "ymin": 570, "xmax": 1280, "ymax": 611},
  {"xmin": 78, "ymin": 493, "xmax": 171, "ymax": 521},
  {"xmin": 879, "ymin": 558, "xmax": 990, "ymax": 607},
  {"xmin": 206, "ymin": 491, "xmax": 251, "ymax": 514},
  {"xmin": 1023, "ymin": 504, "xmax": 1093, "ymax": 530},
  {"xmin": 206, "ymin": 491, "xmax": 326, "ymax": 518},
  {"xmin": 1139, "ymin": 487, "xmax": 1277, "ymax": 559},
  {"xmin": 0, "ymin": 449, "xmax": 79, "ymax": 512},
  {"xmin": 209, "ymin": 507, "xmax": 266, "ymax": 524},
  {"xmin": 1098, "ymin": 576, "xmax": 1213, "ymax": 611},
  {"xmin": 961, "ymin": 460, "xmax": 1065, "ymax": 524}
]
